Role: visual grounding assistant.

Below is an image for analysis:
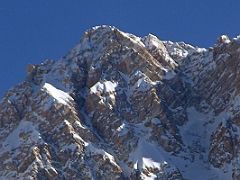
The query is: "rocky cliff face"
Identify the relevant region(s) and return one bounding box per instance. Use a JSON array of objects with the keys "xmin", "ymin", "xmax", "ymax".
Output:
[{"xmin": 1, "ymin": 25, "xmax": 240, "ymax": 179}]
